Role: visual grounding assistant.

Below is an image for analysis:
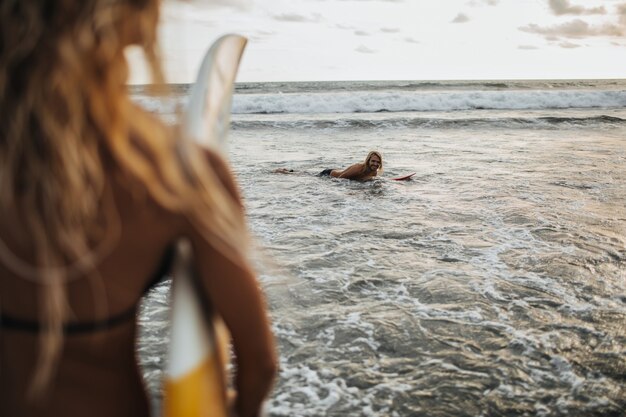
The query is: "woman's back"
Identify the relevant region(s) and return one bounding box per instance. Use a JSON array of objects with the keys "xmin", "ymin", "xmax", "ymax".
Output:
[
  {"xmin": 0, "ymin": 151, "xmax": 276, "ymax": 417},
  {"xmin": 0, "ymin": 170, "xmax": 182, "ymax": 417}
]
